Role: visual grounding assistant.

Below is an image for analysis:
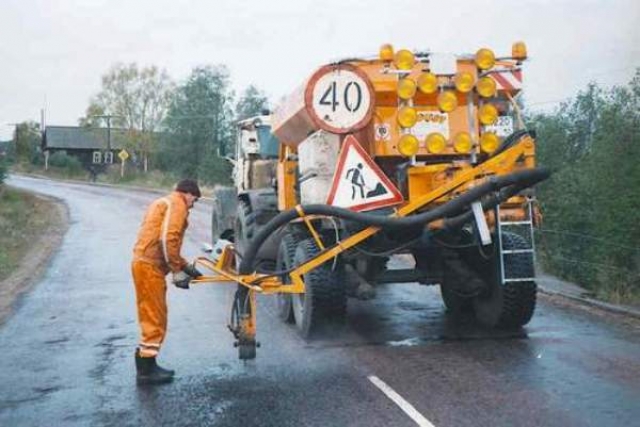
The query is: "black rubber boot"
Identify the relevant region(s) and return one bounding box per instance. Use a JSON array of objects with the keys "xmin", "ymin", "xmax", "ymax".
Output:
[{"xmin": 135, "ymin": 350, "xmax": 175, "ymax": 385}]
